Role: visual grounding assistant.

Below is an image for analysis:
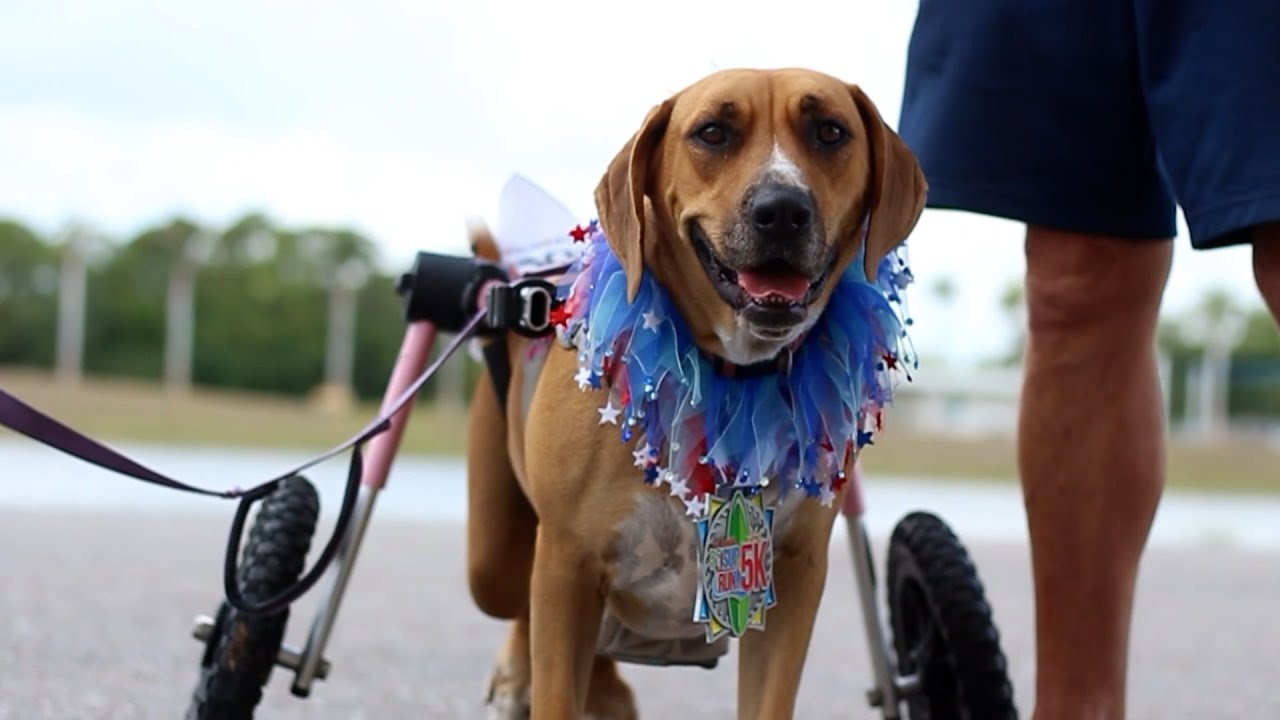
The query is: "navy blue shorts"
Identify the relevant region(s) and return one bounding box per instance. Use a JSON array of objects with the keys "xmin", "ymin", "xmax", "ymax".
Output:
[{"xmin": 899, "ymin": 0, "xmax": 1280, "ymax": 248}]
